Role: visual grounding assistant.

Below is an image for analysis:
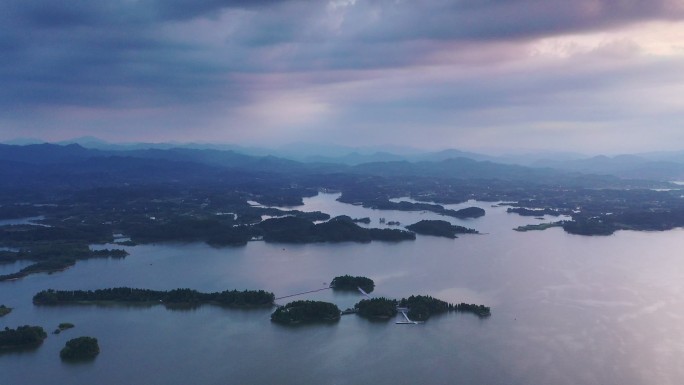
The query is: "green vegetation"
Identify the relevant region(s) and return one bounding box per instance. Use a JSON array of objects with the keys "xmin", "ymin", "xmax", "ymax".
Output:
[
  {"xmin": 353, "ymin": 295, "xmax": 491, "ymax": 322},
  {"xmin": 0, "ymin": 242, "xmax": 128, "ymax": 282},
  {"xmin": 399, "ymin": 295, "xmax": 491, "ymax": 320},
  {"xmin": 354, "ymin": 298, "xmax": 398, "ymax": 320},
  {"xmin": 257, "ymin": 215, "xmax": 415, "ymax": 244},
  {"xmin": 562, "ymin": 218, "xmax": 616, "ymax": 236},
  {"xmin": 60, "ymin": 337, "xmax": 99, "ymax": 361},
  {"xmin": 405, "ymin": 220, "xmax": 478, "ymax": 238},
  {"xmin": 271, "ymin": 300, "xmax": 341, "ymax": 325},
  {"xmin": 124, "ymin": 218, "xmax": 254, "ymax": 246},
  {"xmin": 0, "ymin": 259, "xmax": 76, "ymax": 281},
  {"xmin": 330, "ymin": 275, "xmax": 375, "ymax": 293},
  {"xmin": 0, "ymin": 305, "xmax": 11, "ymax": 317},
  {"xmin": 4, "ymin": 143, "xmax": 684, "ymax": 289},
  {"xmin": 53, "ymin": 323, "xmax": 75, "ymax": 334},
  {"xmin": 507, "ymin": 207, "xmax": 561, "ymax": 216},
  {"xmin": 399, "ymin": 295, "xmax": 453, "ymax": 321},
  {"xmin": 513, "ymin": 221, "xmax": 564, "ymax": 232},
  {"xmin": 366, "ymin": 228, "xmax": 416, "ymax": 241},
  {"xmin": 454, "ymin": 302, "xmax": 492, "ymax": 318},
  {"xmin": 0, "ymin": 325, "xmax": 47, "ymax": 350},
  {"xmin": 452, "ymin": 207, "xmax": 486, "ymax": 218},
  {"xmin": 349, "ymin": 199, "xmax": 486, "ymax": 219},
  {"xmin": 33, "ymin": 287, "xmax": 275, "ymax": 308}
]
